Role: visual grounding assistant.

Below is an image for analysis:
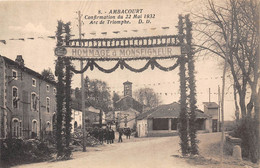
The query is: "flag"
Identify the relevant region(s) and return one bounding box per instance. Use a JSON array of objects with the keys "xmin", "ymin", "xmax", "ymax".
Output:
[
  {"xmin": 47, "ymin": 36, "xmax": 55, "ymax": 39},
  {"xmin": 0, "ymin": 40, "xmax": 6, "ymax": 44},
  {"xmin": 162, "ymin": 27, "xmax": 169, "ymax": 29}
]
